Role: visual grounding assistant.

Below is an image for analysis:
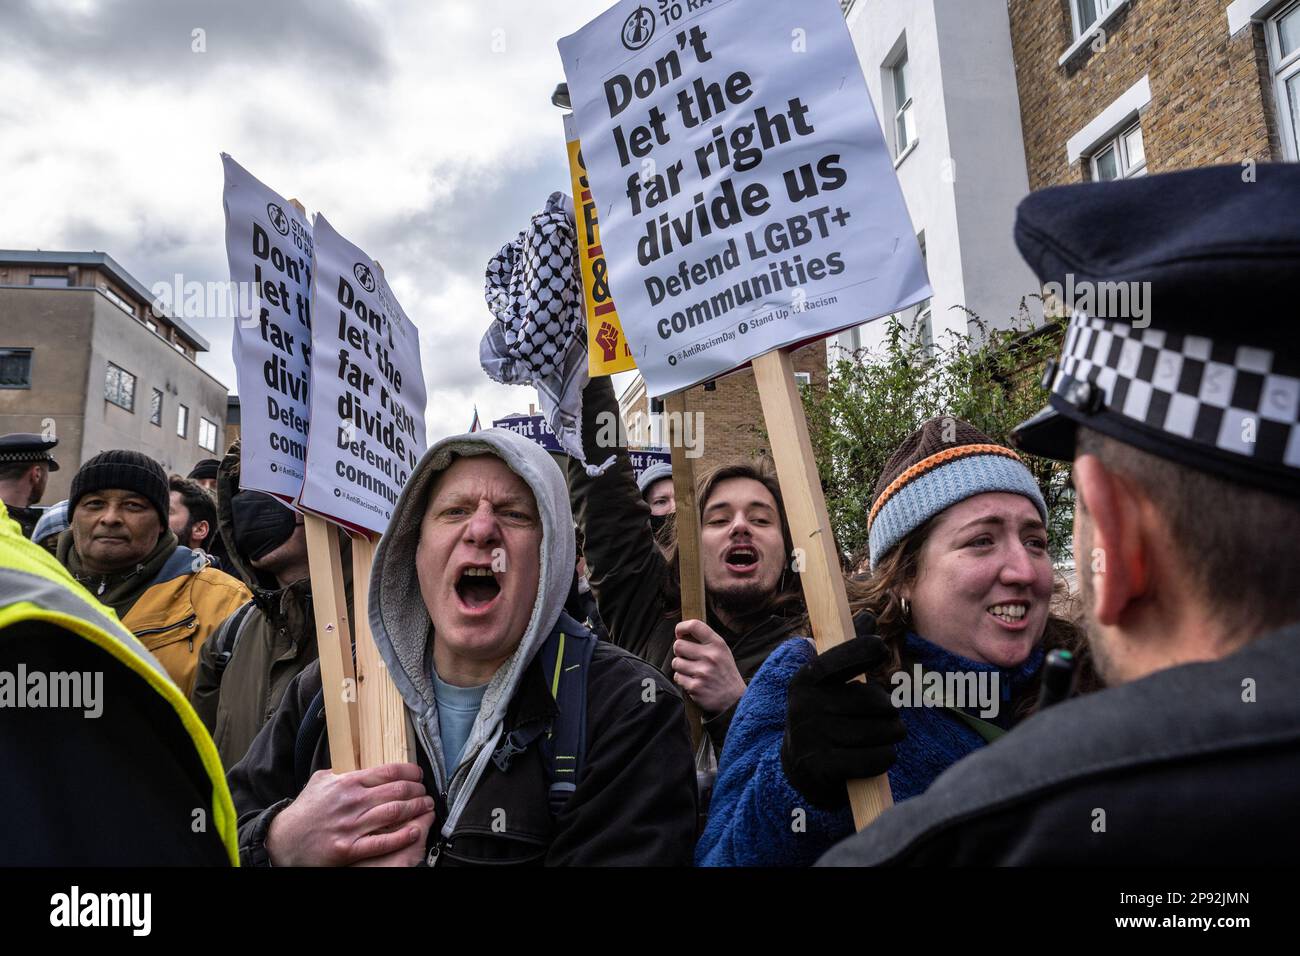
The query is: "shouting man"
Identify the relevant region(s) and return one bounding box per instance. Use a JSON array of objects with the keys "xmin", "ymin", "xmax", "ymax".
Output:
[{"xmin": 228, "ymin": 428, "xmax": 696, "ymax": 866}]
